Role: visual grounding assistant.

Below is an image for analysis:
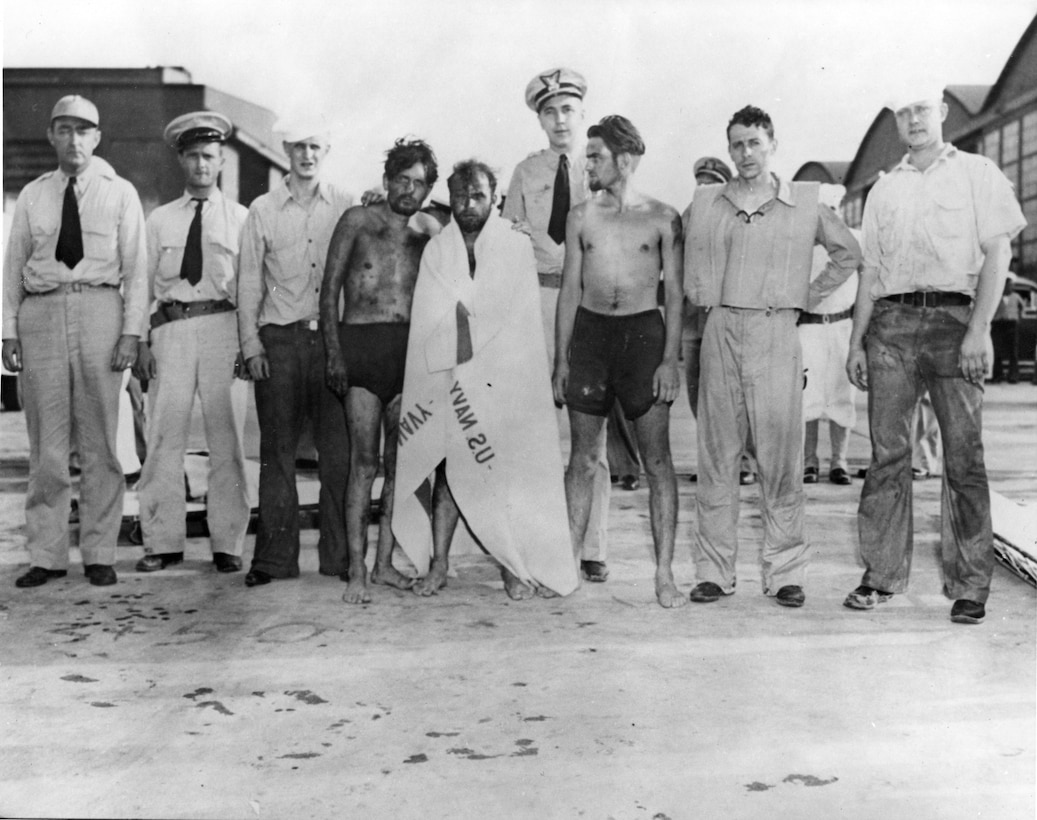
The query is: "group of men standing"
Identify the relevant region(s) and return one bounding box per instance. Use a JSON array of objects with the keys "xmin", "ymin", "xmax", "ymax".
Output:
[{"xmin": 4, "ymin": 67, "xmax": 1024, "ymax": 623}]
